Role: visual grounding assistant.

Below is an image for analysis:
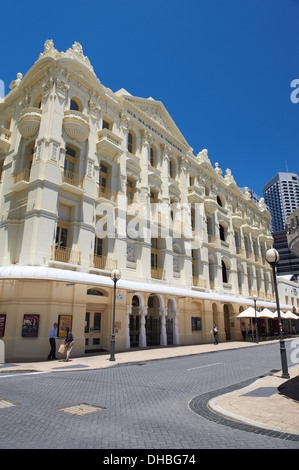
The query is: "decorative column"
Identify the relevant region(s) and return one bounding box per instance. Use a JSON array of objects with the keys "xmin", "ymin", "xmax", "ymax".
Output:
[
  {"xmin": 161, "ymin": 144, "xmax": 170, "ymax": 204},
  {"xmin": 139, "ymin": 306, "xmax": 148, "ymax": 347},
  {"xmin": 159, "ymin": 307, "xmax": 168, "ymax": 345},
  {"xmin": 173, "ymin": 309, "xmax": 180, "ymax": 344}
]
